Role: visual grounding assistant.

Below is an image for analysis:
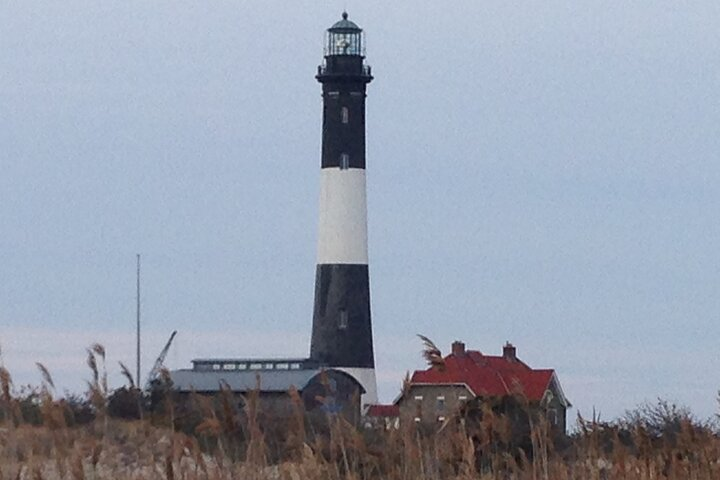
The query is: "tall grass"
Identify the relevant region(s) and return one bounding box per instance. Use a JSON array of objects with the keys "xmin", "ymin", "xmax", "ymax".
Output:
[{"xmin": 0, "ymin": 345, "xmax": 719, "ymax": 479}]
